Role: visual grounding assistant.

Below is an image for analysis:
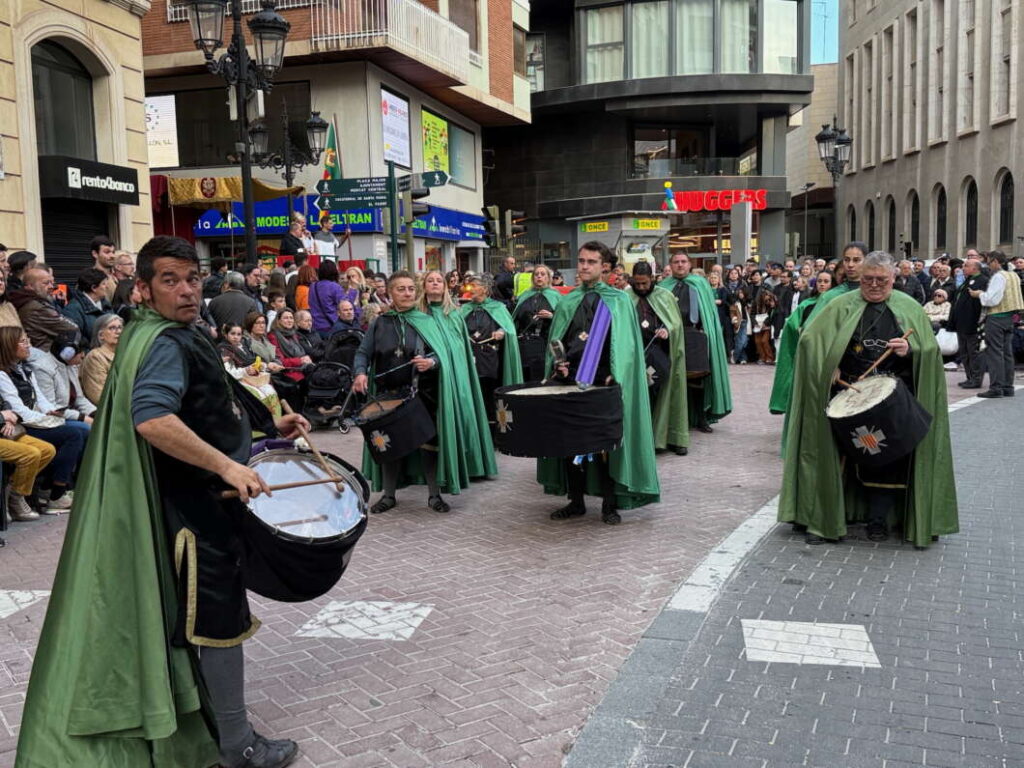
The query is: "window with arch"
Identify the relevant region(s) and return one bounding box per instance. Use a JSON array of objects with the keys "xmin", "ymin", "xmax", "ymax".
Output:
[
  {"xmin": 848, "ymin": 205, "xmax": 858, "ymax": 242},
  {"xmin": 936, "ymin": 186, "xmax": 947, "ymax": 249},
  {"xmin": 887, "ymin": 197, "xmax": 897, "ymax": 251},
  {"xmin": 909, "ymin": 191, "xmax": 921, "ymax": 251},
  {"xmin": 865, "ymin": 200, "xmax": 876, "ymax": 251},
  {"xmin": 999, "ymin": 172, "xmax": 1014, "ymax": 245},
  {"xmin": 964, "ymin": 178, "xmax": 978, "ymax": 247},
  {"xmin": 32, "ymin": 40, "xmax": 96, "ymax": 160}
]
